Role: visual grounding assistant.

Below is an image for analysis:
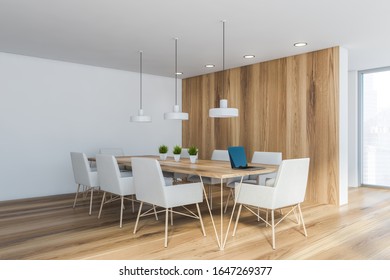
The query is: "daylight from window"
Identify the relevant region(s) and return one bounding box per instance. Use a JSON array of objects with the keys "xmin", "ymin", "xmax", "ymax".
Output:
[{"xmin": 362, "ymin": 70, "xmax": 390, "ymax": 187}]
